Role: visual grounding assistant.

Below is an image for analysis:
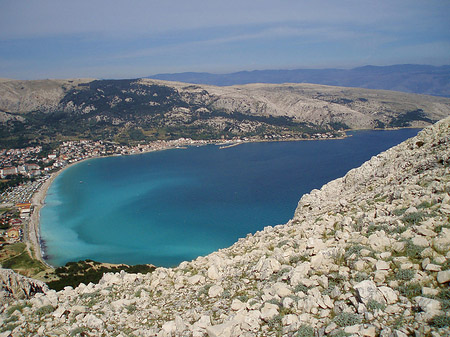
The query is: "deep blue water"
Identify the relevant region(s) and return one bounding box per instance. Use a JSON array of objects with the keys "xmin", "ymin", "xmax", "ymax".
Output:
[{"xmin": 41, "ymin": 129, "xmax": 420, "ymax": 267}]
